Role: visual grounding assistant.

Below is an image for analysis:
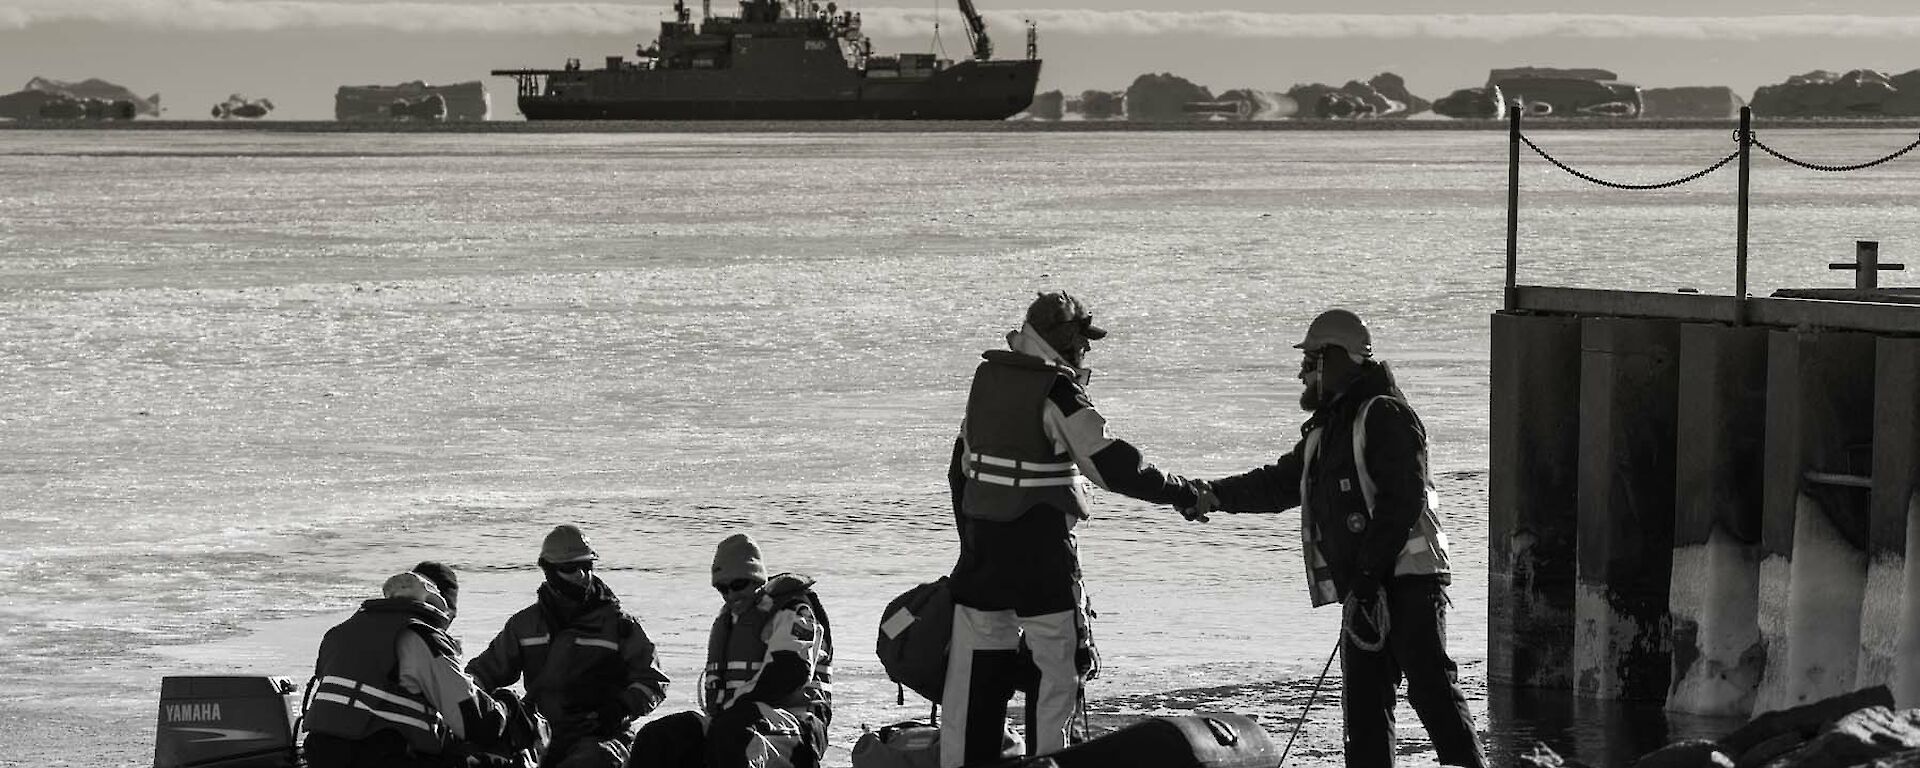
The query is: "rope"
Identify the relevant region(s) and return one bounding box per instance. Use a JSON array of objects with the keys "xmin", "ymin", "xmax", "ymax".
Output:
[
  {"xmin": 1279, "ymin": 640, "xmax": 1341, "ymax": 767},
  {"xmin": 1753, "ymin": 133, "xmax": 1920, "ymax": 172},
  {"xmin": 1342, "ymin": 591, "xmax": 1391, "ymax": 653},
  {"xmin": 1520, "ymin": 132, "xmax": 1738, "ymax": 190}
]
